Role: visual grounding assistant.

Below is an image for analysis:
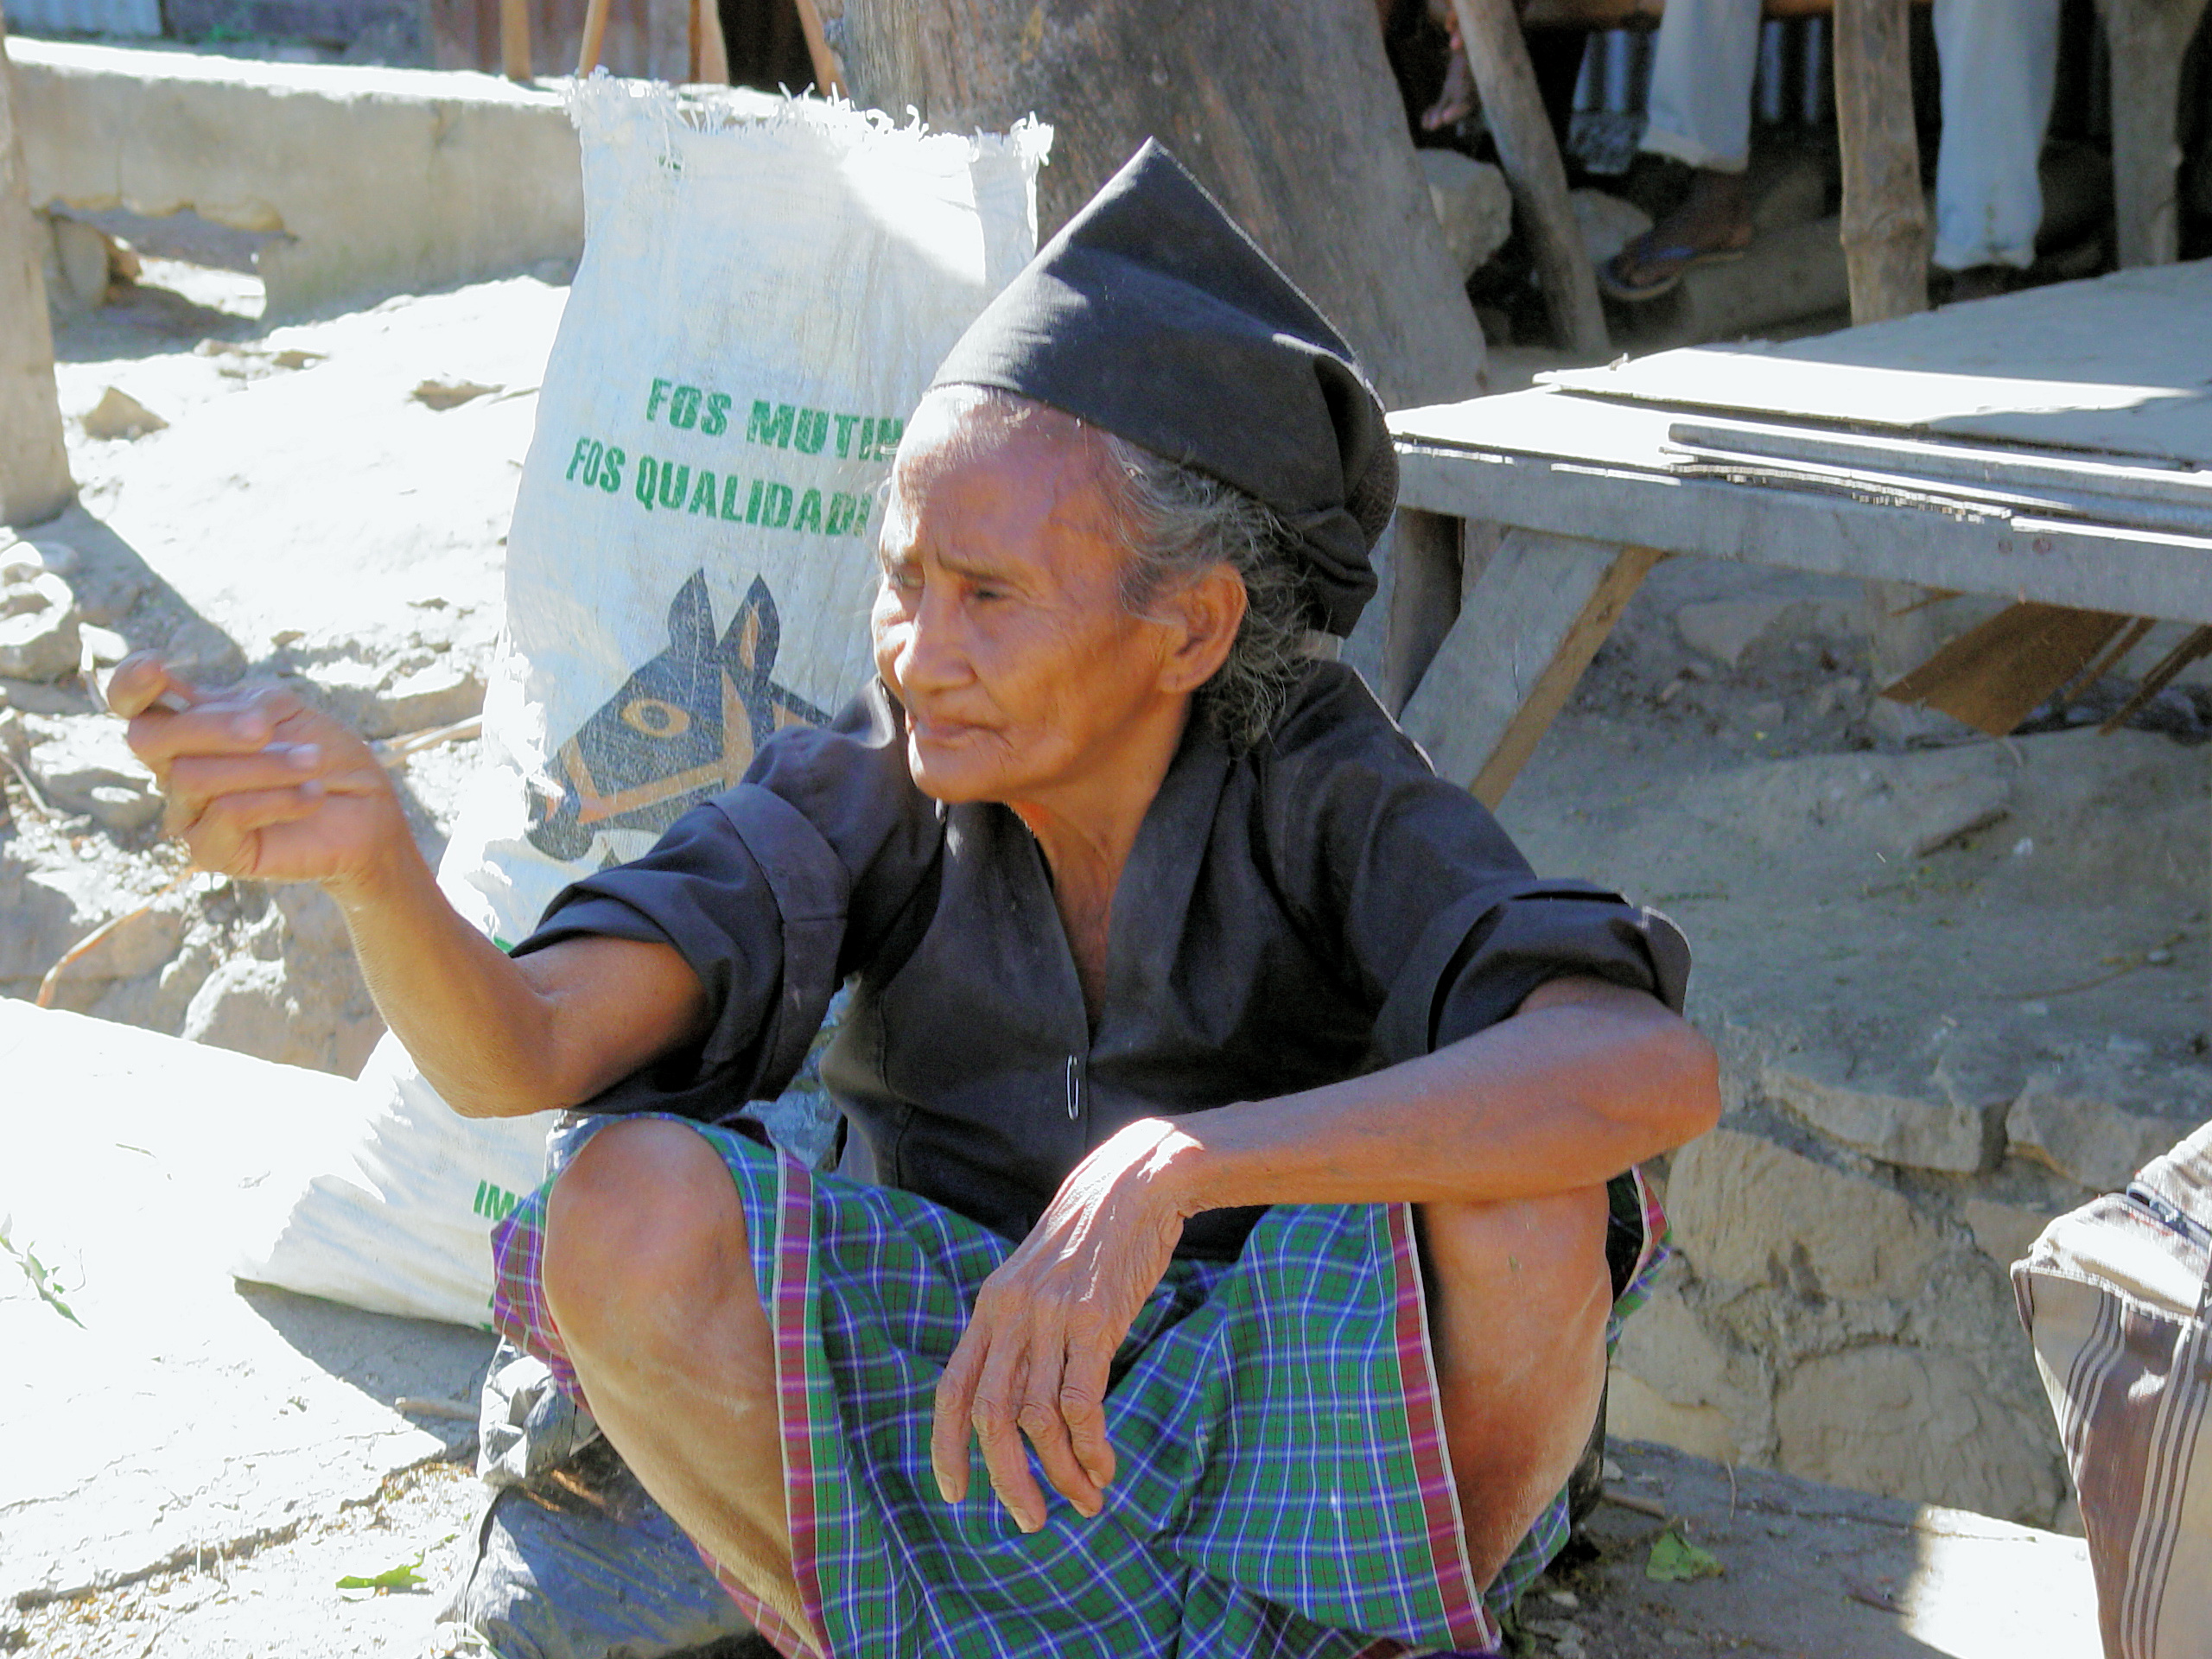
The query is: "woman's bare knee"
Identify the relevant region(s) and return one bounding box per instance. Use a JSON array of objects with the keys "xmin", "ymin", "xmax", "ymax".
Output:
[{"xmin": 542, "ymin": 1117, "xmax": 753, "ymax": 1347}]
